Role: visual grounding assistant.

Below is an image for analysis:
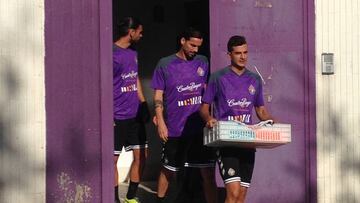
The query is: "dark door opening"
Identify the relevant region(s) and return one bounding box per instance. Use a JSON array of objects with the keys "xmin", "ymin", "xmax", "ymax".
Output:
[
  {"xmin": 113, "ymin": 0, "xmax": 210, "ymax": 77},
  {"xmin": 112, "ymin": 0, "xmax": 211, "ymax": 202}
]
